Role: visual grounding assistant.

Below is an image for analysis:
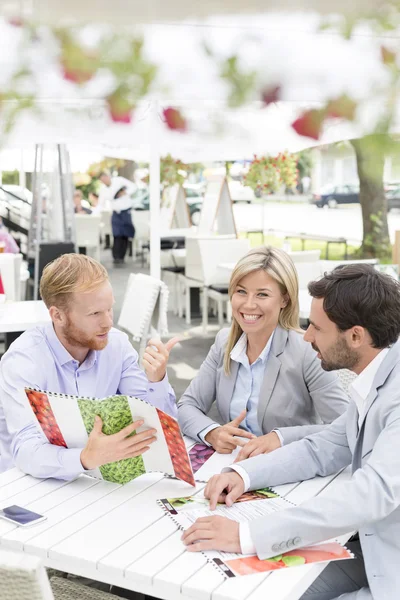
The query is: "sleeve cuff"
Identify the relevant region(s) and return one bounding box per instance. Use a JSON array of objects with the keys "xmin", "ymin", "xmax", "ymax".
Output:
[
  {"xmin": 224, "ymin": 464, "xmax": 251, "ymax": 492},
  {"xmin": 239, "ymin": 522, "xmax": 257, "ymax": 555},
  {"xmin": 198, "ymin": 424, "xmax": 220, "ymax": 445},
  {"xmin": 65, "ymin": 447, "xmax": 86, "ymax": 477},
  {"xmin": 272, "ymin": 429, "xmax": 284, "ymax": 447}
]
